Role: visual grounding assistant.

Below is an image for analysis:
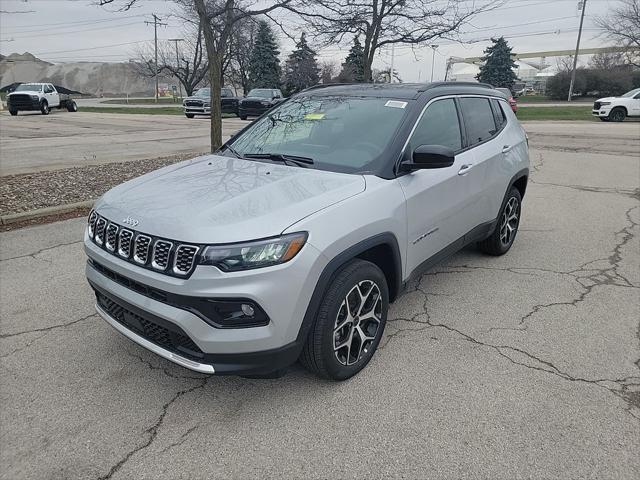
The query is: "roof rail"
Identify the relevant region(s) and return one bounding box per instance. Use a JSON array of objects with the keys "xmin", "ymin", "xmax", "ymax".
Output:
[
  {"xmin": 301, "ymin": 82, "xmax": 358, "ymax": 92},
  {"xmin": 418, "ymin": 81, "xmax": 494, "ymax": 92}
]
